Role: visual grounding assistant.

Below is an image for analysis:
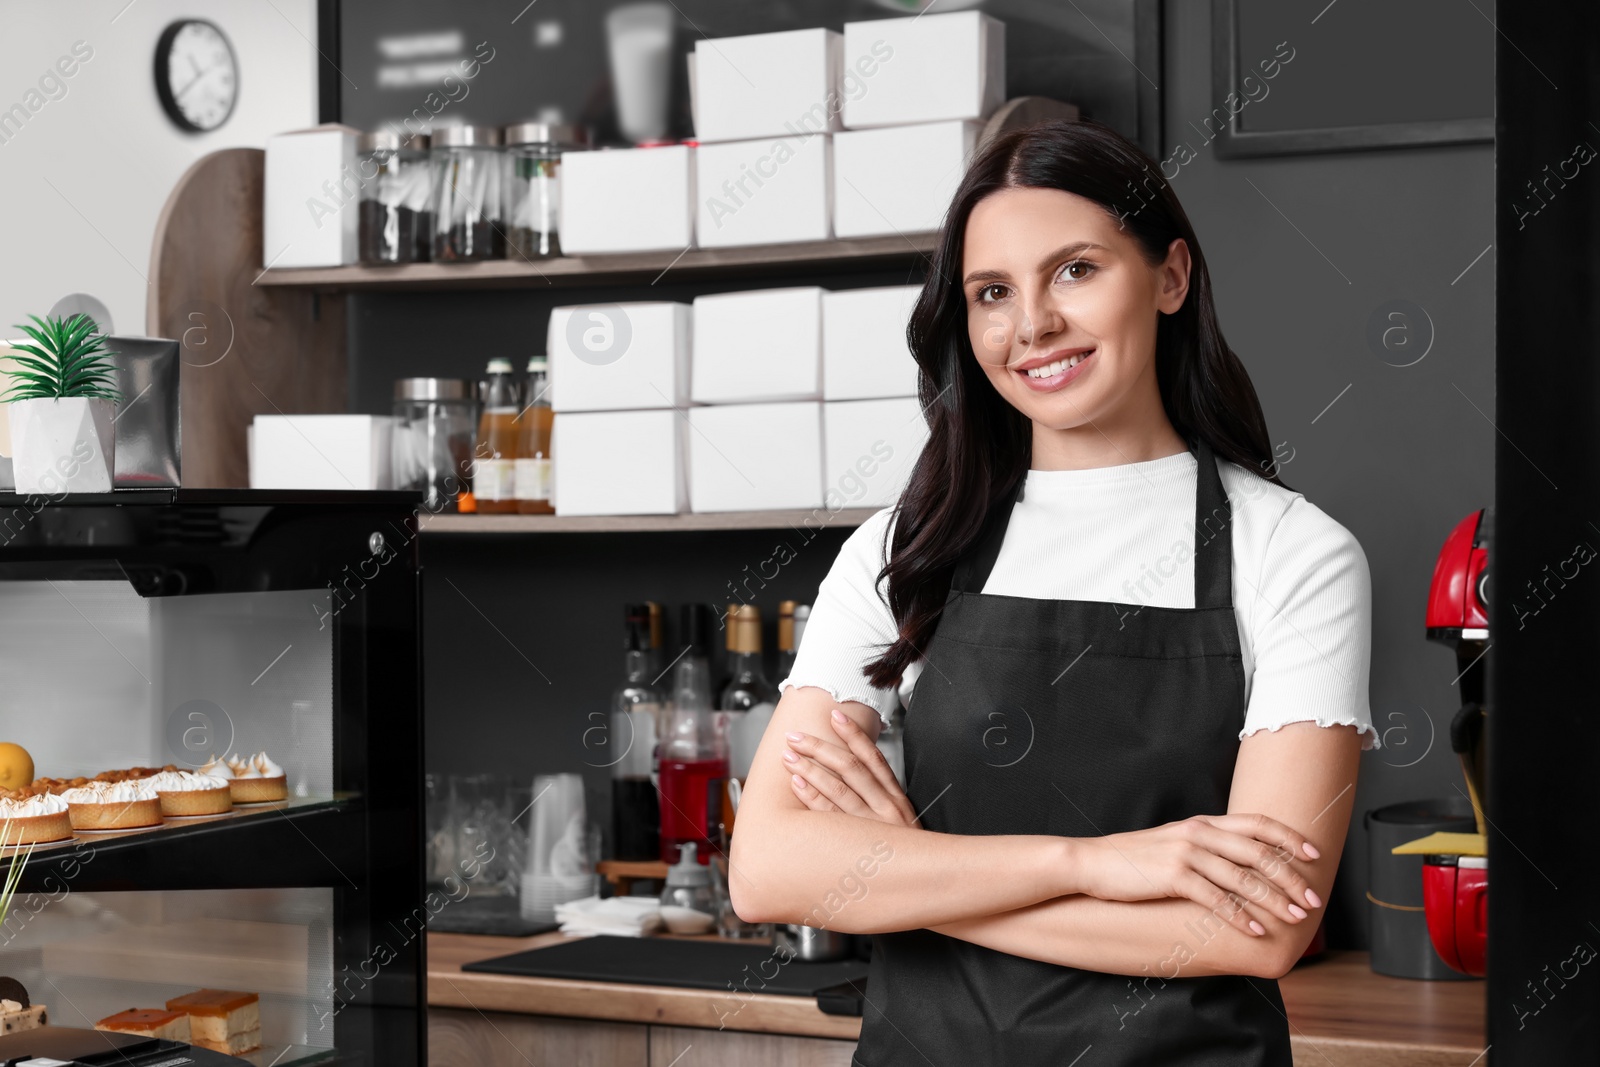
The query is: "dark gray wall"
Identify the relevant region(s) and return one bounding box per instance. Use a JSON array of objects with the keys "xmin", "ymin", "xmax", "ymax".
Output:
[{"xmin": 1162, "ymin": 0, "xmax": 1494, "ymax": 948}]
